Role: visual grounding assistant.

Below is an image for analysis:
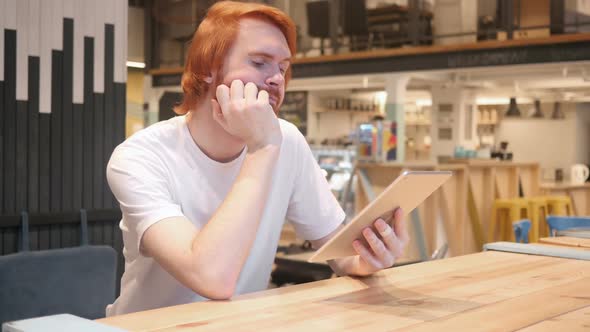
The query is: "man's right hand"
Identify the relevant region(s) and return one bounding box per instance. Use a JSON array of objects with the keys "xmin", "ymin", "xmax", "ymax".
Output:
[{"xmin": 212, "ymin": 79, "xmax": 282, "ymax": 151}]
